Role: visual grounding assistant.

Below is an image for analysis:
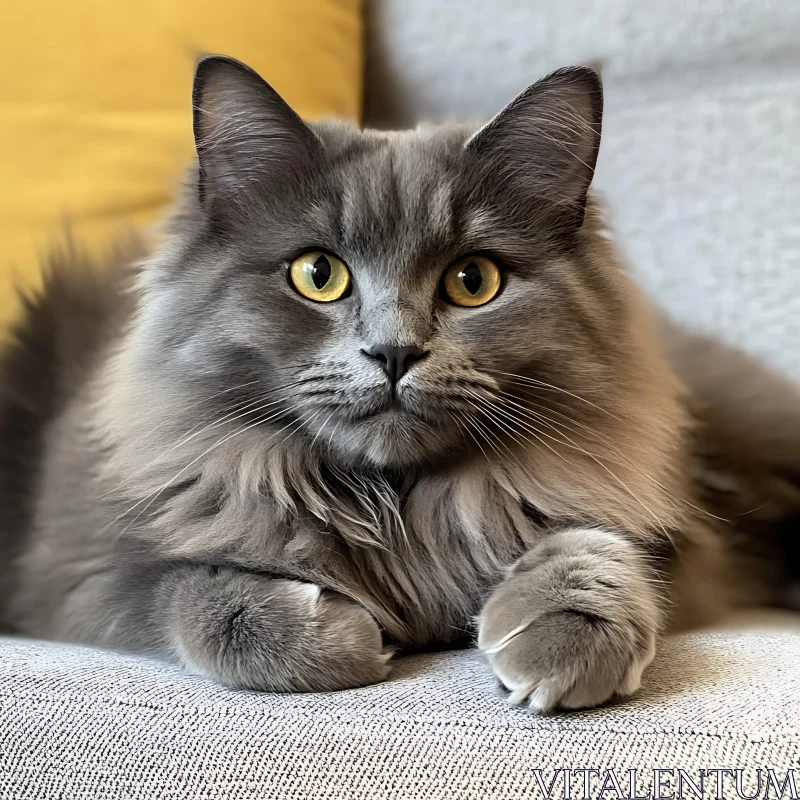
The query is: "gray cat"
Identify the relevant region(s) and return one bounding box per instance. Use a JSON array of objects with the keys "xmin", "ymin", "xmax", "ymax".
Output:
[{"xmin": 1, "ymin": 56, "xmax": 798, "ymax": 712}]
